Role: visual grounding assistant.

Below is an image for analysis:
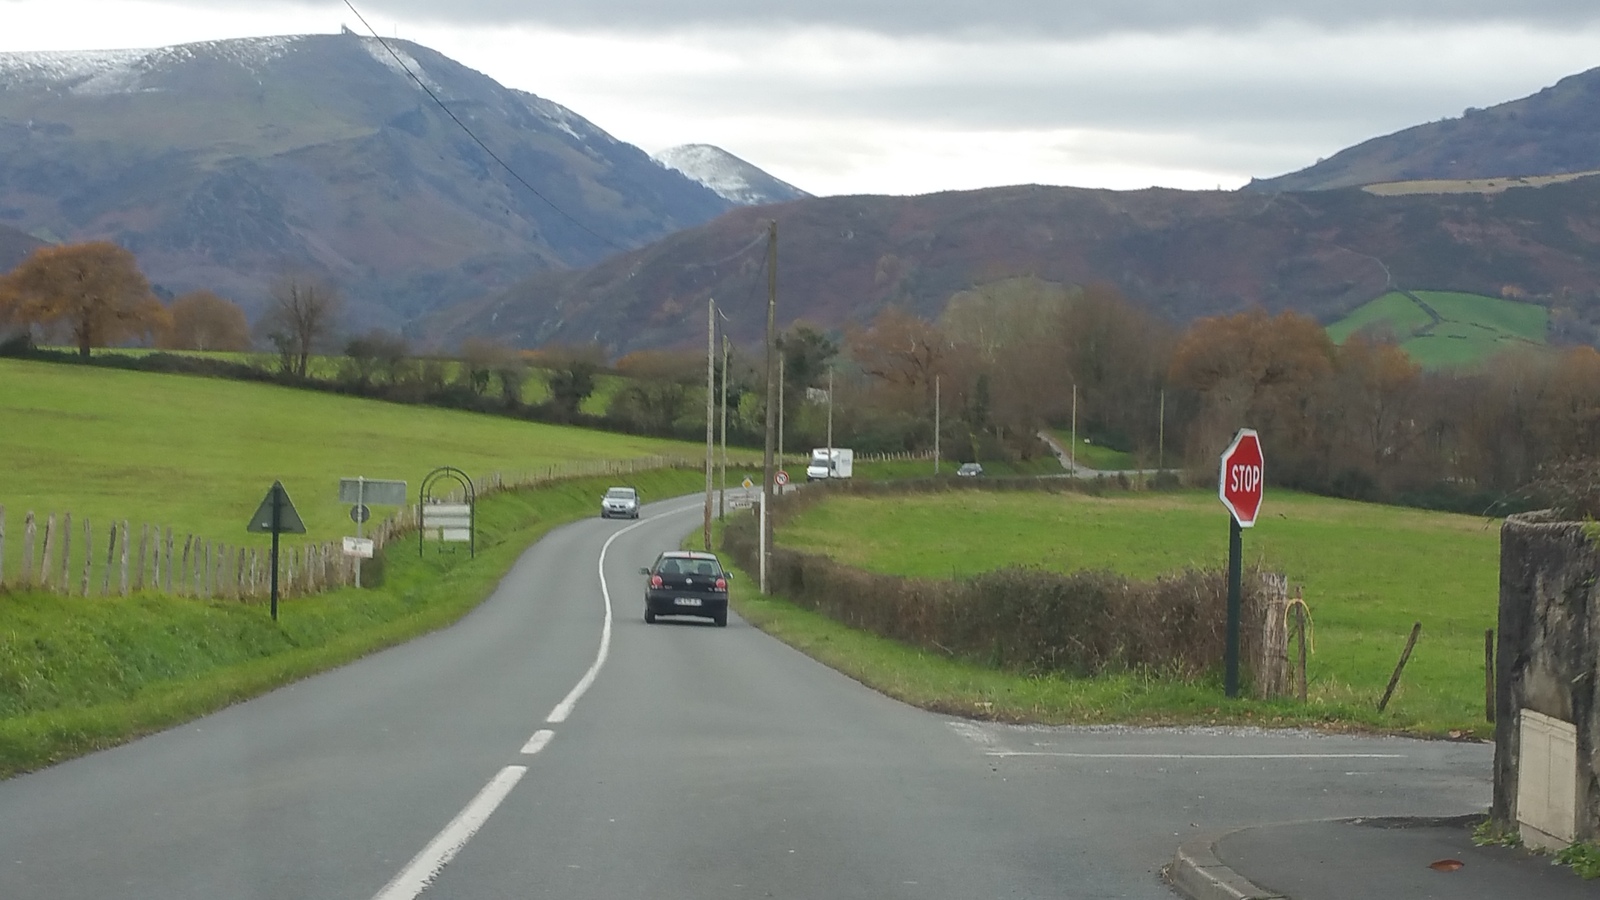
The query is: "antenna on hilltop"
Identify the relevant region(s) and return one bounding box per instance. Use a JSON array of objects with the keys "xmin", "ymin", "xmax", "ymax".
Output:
[{"xmin": 340, "ymin": 25, "xmax": 356, "ymax": 36}]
